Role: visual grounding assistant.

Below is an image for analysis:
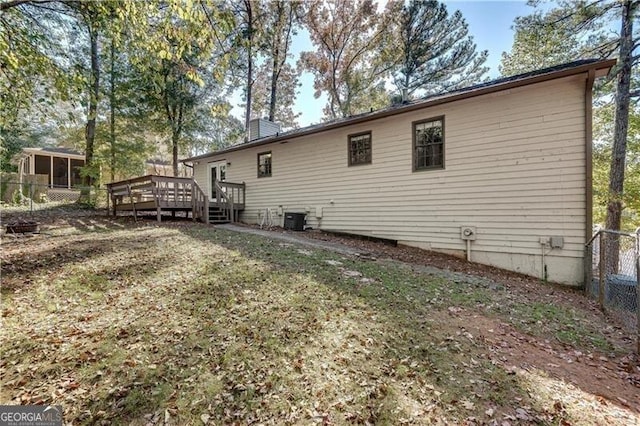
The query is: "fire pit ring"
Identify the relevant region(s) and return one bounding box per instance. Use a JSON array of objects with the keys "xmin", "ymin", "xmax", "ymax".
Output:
[{"xmin": 4, "ymin": 220, "xmax": 40, "ymax": 234}]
